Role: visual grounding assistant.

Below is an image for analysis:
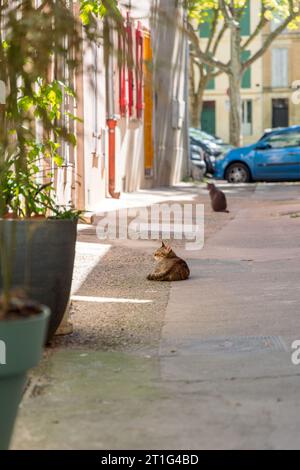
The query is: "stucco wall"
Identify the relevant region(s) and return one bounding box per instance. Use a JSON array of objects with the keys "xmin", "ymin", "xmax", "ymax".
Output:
[{"xmin": 263, "ymin": 27, "xmax": 300, "ymax": 131}]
